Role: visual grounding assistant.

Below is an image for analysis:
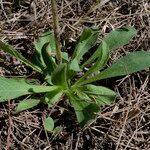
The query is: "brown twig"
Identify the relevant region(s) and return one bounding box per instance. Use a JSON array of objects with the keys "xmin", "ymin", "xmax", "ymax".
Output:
[{"xmin": 6, "ymin": 100, "xmax": 12, "ymax": 150}]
